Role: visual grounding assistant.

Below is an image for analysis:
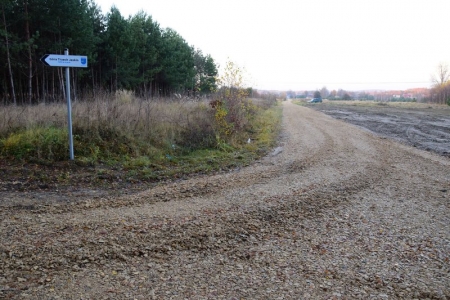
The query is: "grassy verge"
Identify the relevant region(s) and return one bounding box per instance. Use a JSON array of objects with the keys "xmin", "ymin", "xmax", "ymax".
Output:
[
  {"xmin": 0, "ymin": 96, "xmax": 282, "ymax": 191},
  {"xmin": 123, "ymin": 103, "xmax": 282, "ymax": 181}
]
